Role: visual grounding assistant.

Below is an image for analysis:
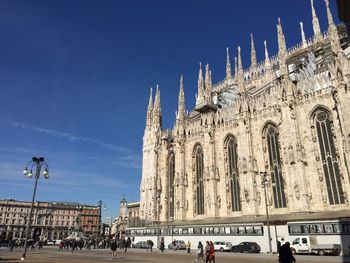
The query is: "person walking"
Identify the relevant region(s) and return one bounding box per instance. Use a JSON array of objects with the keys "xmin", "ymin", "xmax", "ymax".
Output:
[
  {"xmin": 187, "ymin": 240, "xmax": 191, "ymax": 254},
  {"xmin": 205, "ymin": 241, "xmax": 211, "ymax": 263},
  {"xmin": 111, "ymin": 239, "xmax": 117, "ymax": 259},
  {"xmin": 160, "ymin": 237, "xmax": 165, "ymax": 252},
  {"xmin": 278, "ymin": 242, "xmax": 296, "ymax": 263},
  {"xmin": 196, "ymin": 241, "xmax": 204, "ymax": 262},
  {"xmin": 209, "ymin": 241, "xmax": 215, "ymax": 263}
]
